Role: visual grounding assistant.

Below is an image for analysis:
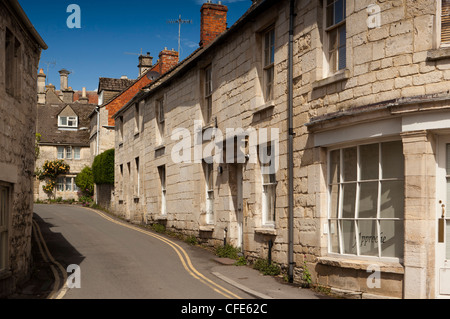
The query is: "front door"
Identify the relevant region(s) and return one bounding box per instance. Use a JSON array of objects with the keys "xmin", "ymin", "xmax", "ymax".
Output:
[{"xmin": 436, "ymin": 135, "xmax": 450, "ymax": 298}]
